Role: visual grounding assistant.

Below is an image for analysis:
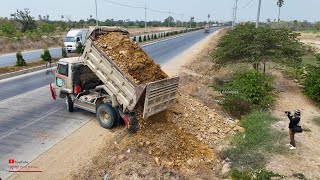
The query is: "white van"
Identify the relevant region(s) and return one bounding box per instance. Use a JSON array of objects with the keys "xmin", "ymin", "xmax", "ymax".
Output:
[{"xmin": 64, "ymin": 29, "xmax": 89, "ymax": 53}]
